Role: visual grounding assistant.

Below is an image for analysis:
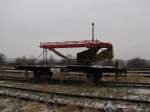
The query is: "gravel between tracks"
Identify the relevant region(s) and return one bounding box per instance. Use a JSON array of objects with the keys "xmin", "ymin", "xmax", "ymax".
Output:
[
  {"xmin": 0, "ymin": 71, "xmax": 150, "ymax": 111},
  {"xmin": 0, "ymin": 80, "xmax": 150, "ymax": 111}
]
